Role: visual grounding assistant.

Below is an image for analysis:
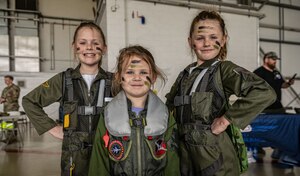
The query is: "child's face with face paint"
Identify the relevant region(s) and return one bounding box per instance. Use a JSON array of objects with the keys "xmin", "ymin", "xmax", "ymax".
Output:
[
  {"xmin": 121, "ymin": 56, "xmax": 153, "ymax": 101},
  {"xmin": 189, "ymin": 19, "xmax": 226, "ymax": 65},
  {"xmin": 73, "ymin": 27, "xmax": 106, "ymax": 67}
]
